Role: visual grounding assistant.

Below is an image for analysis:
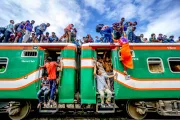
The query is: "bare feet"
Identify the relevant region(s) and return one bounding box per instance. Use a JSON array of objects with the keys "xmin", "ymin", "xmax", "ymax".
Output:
[{"xmin": 124, "ymin": 71, "xmax": 127, "ymax": 75}]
